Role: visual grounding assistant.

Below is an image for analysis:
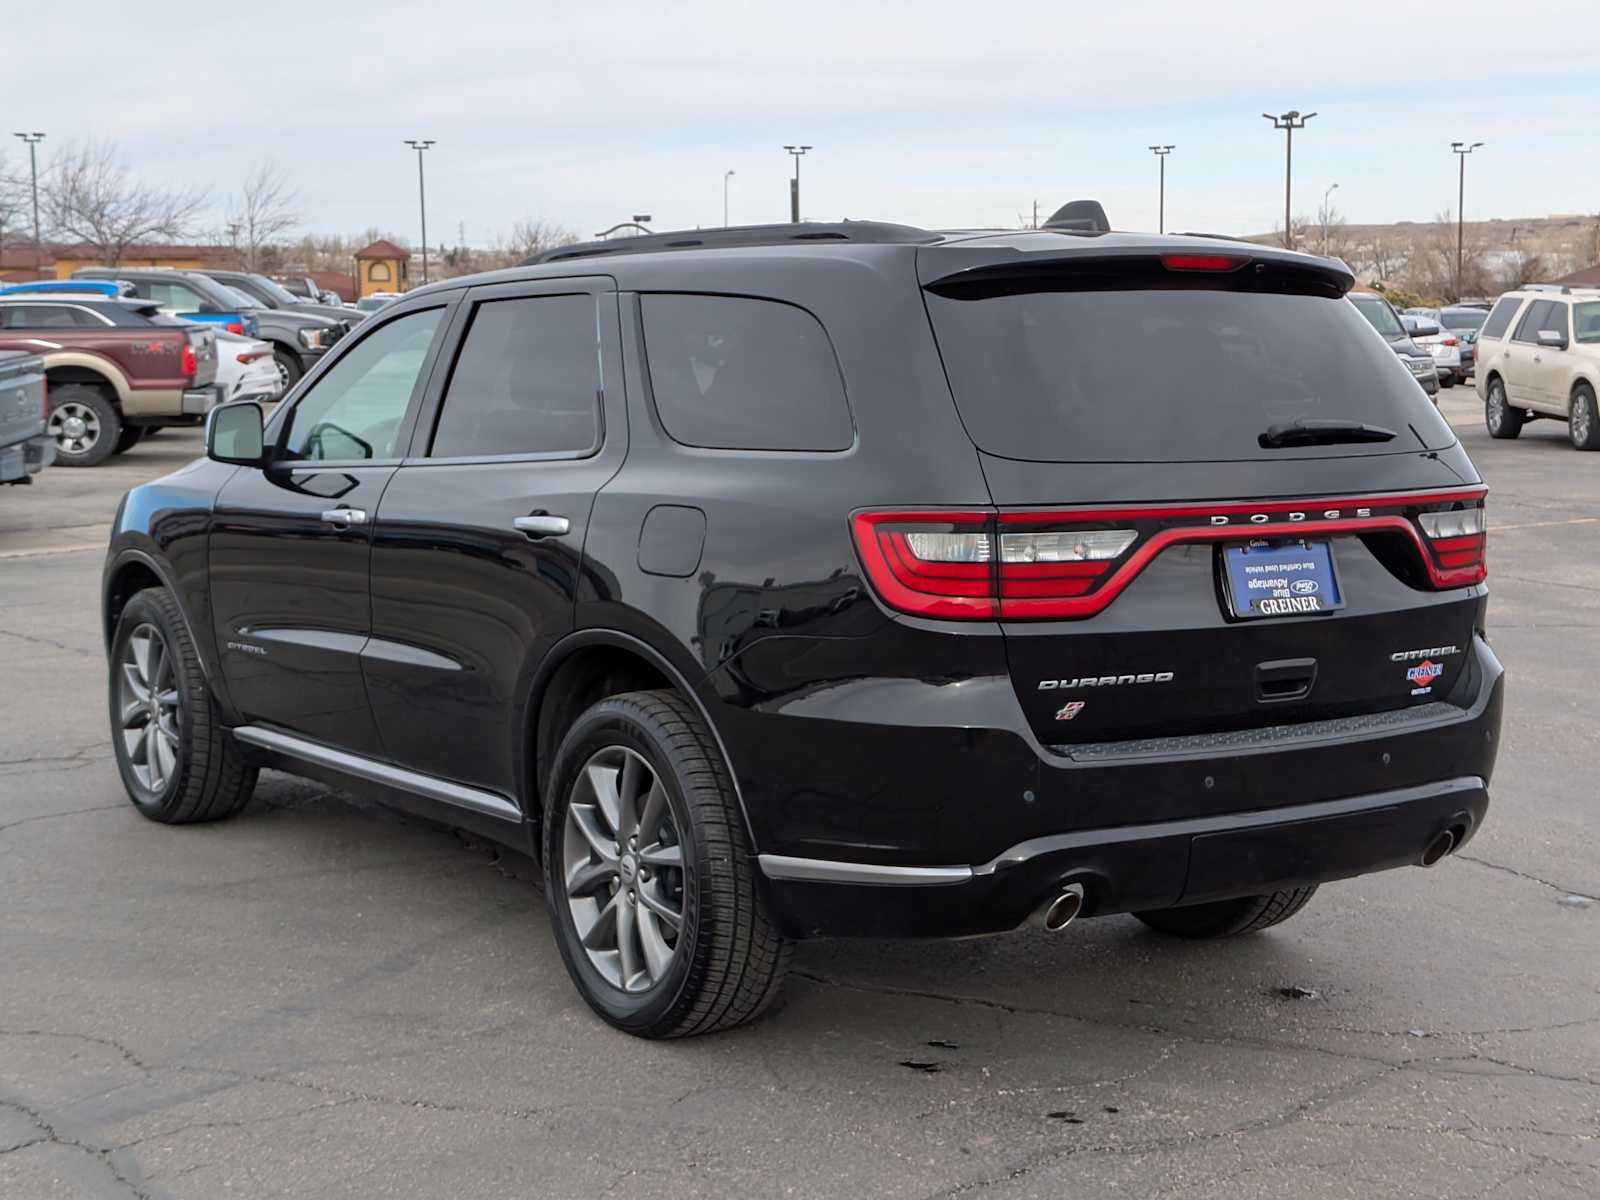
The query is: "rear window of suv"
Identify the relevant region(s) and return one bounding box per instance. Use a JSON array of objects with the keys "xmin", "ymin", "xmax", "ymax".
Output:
[
  {"xmin": 924, "ymin": 285, "xmax": 1454, "ymax": 463},
  {"xmin": 640, "ymin": 294, "xmax": 853, "ymax": 451}
]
